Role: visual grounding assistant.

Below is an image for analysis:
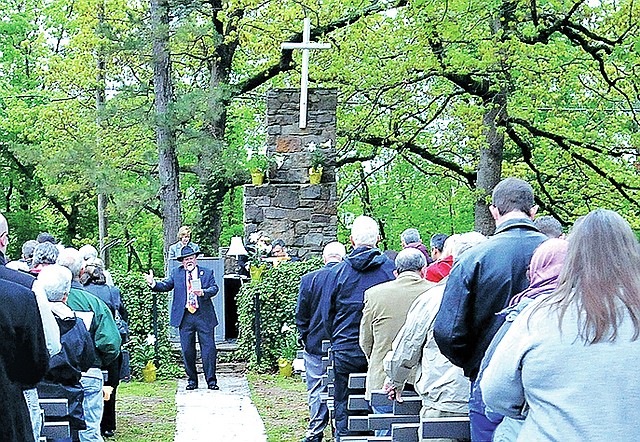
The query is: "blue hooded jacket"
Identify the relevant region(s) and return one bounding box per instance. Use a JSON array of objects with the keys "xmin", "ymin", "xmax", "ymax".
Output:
[{"xmin": 322, "ymin": 246, "xmax": 396, "ymax": 352}]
